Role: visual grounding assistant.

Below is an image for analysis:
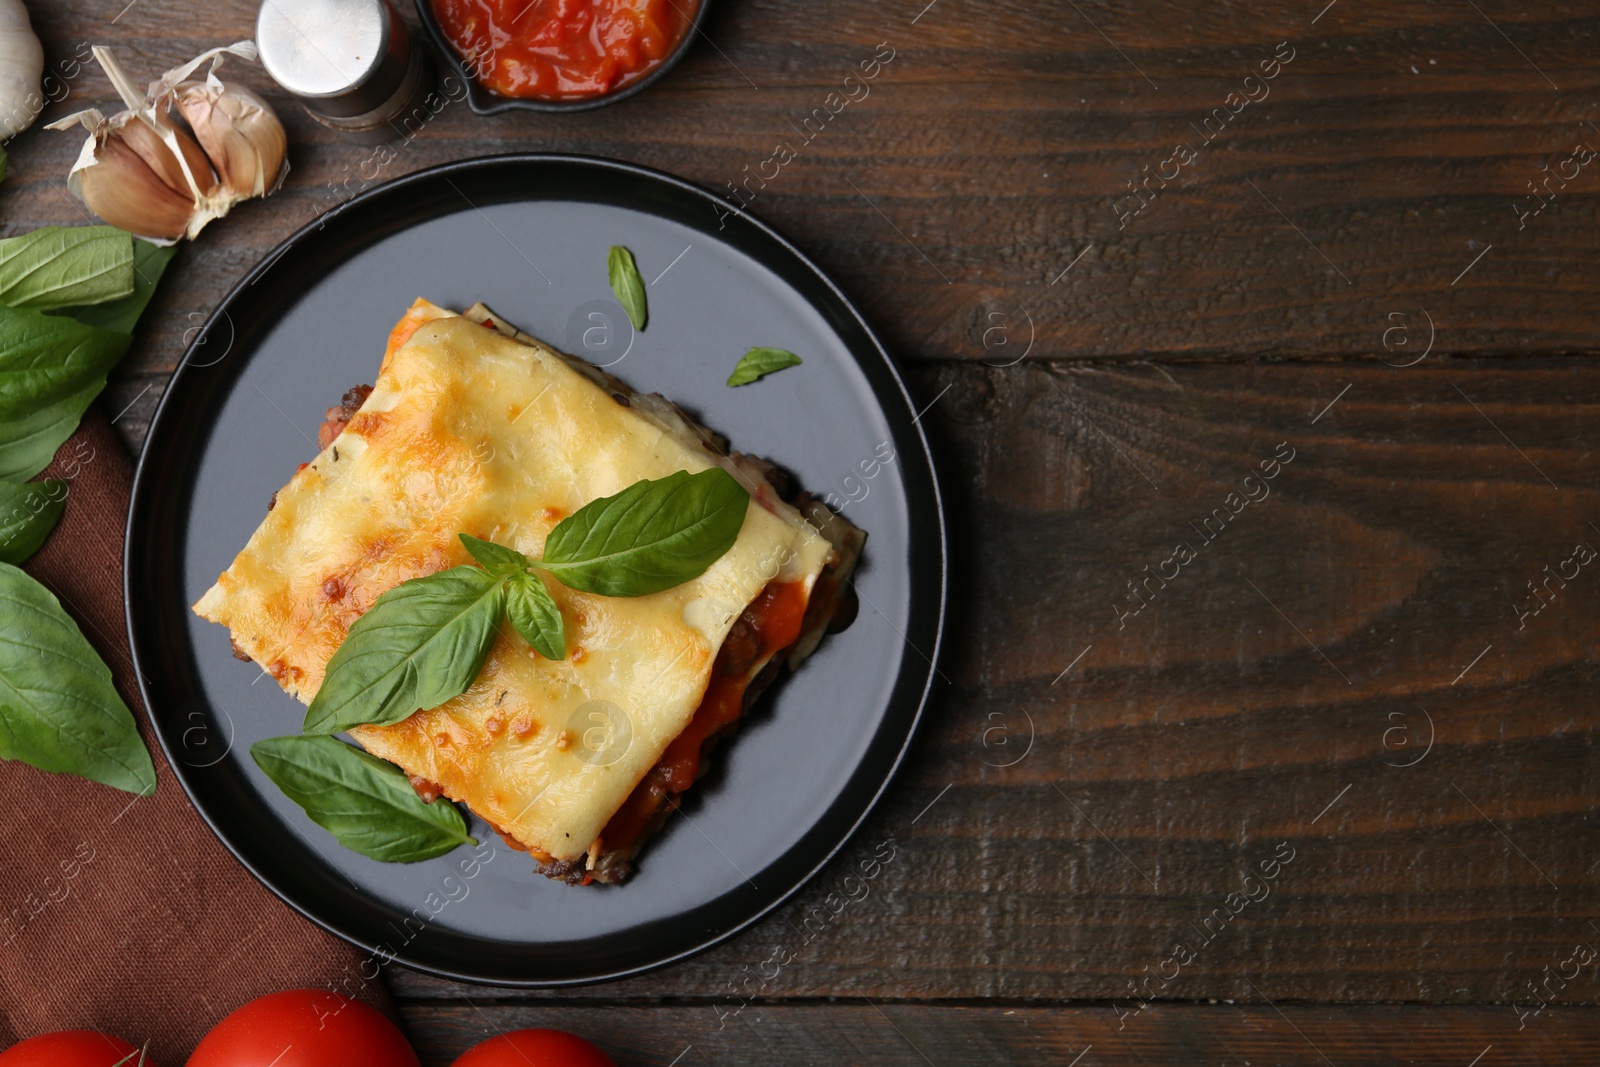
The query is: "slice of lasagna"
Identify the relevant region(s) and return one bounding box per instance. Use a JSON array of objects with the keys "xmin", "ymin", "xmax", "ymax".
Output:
[{"xmin": 194, "ymin": 299, "xmax": 863, "ymax": 884}]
